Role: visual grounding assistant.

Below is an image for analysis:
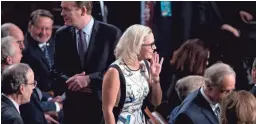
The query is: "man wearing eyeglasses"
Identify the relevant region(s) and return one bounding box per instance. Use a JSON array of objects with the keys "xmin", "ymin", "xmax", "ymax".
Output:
[
  {"xmin": 1, "ymin": 63, "xmax": 35, "ymax": 124},
  {"xmin": 1, "ymin": 33, "xmax": 60, "ymax": 124}
]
